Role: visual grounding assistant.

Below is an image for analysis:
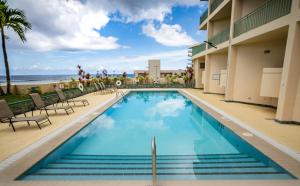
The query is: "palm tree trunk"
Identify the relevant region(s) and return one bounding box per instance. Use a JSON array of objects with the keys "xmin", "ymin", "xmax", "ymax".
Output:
[{"xmin": 0, "ymin": 25, "xmax": 11, "ymax": 94}]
